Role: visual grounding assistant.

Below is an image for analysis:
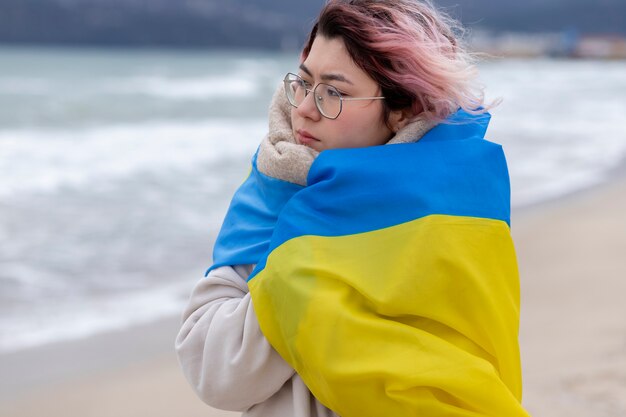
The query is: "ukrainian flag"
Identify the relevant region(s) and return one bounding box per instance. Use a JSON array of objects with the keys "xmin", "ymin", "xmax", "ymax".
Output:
[
  {"xmin": 213, "ymin": 110, "xmax": 529, "ymax": 416},
  {"xmin": 207, "ymin": 151, "xmax": 304, "ymax": 274}
]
